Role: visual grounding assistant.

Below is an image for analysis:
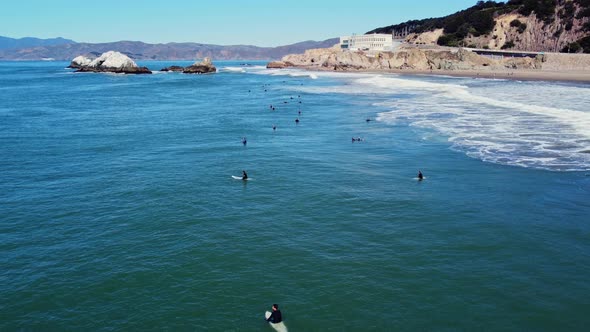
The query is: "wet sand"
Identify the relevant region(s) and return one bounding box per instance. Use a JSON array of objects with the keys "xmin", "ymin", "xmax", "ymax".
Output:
[
  {"xmin": 296, "ymin": 66, "xmax": 590, "ymax": 83},
  {"xmin": 384, "ymin": 68, "xmax": 590, "ymax": 83}
]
